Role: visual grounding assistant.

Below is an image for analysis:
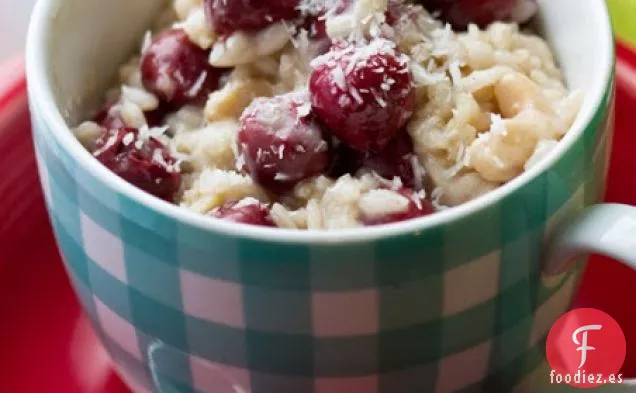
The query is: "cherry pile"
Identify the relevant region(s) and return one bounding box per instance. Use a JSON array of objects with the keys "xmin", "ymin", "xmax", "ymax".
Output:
[
  {"xmin": 91, "ymin": 28, "xmax": 225, "ymax": 202},
  {"xmin": 419, "ymin": 0, "xmax": 538, "ymax": 30},
  {"xmin": 309, "ymin": 41, "xmax": 416, "ymax": 152},
  {"xmin": 90, "ymin": 0, "xmax": 538, "ymax": 227},
  {"xmin": 237, "ymin": 93, "xmax": 330, "ymax": 193},
  {"xmin": 141, "ymin": 29, "xmax": 224, "ymax": 107},
  {"xmin": 92, "ymin": 128, "xmax": 181, "ymax": 202},
  {"xmin": 204, "ymin": 0, "xmax": 300, "ymax": 35},
  {"xmin": 234, "ymin": 38, "xmax": 436, "ymax": 226}
]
